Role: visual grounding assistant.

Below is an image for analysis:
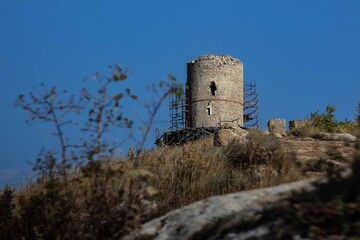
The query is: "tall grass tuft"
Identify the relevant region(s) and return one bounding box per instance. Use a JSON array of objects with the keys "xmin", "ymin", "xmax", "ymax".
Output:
[{"xmin": 133, "ymin": 130, "xmax": 303, "ymax": 218}]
